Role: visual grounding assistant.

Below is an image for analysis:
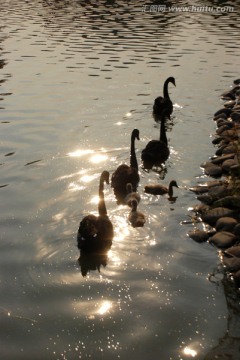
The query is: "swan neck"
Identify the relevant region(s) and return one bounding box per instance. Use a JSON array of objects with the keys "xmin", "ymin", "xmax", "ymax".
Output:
[
  {"xmin": 163, "ymin": 79, "xmax": 170, "ymax": 99},
  {"xmin": 131, "ymin": 202, "xmax": 137, "ymax": 211},
  {"xmin": 168, "ymin": 183, "xmax": 173, "ymax": 197},
  {"xmin": 98, "ymin": 178, "xmax": 107, "ymax": 216},
  {"xmin": 130, "ymin": 135, "xmax": 138, "ymax": 170}
]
